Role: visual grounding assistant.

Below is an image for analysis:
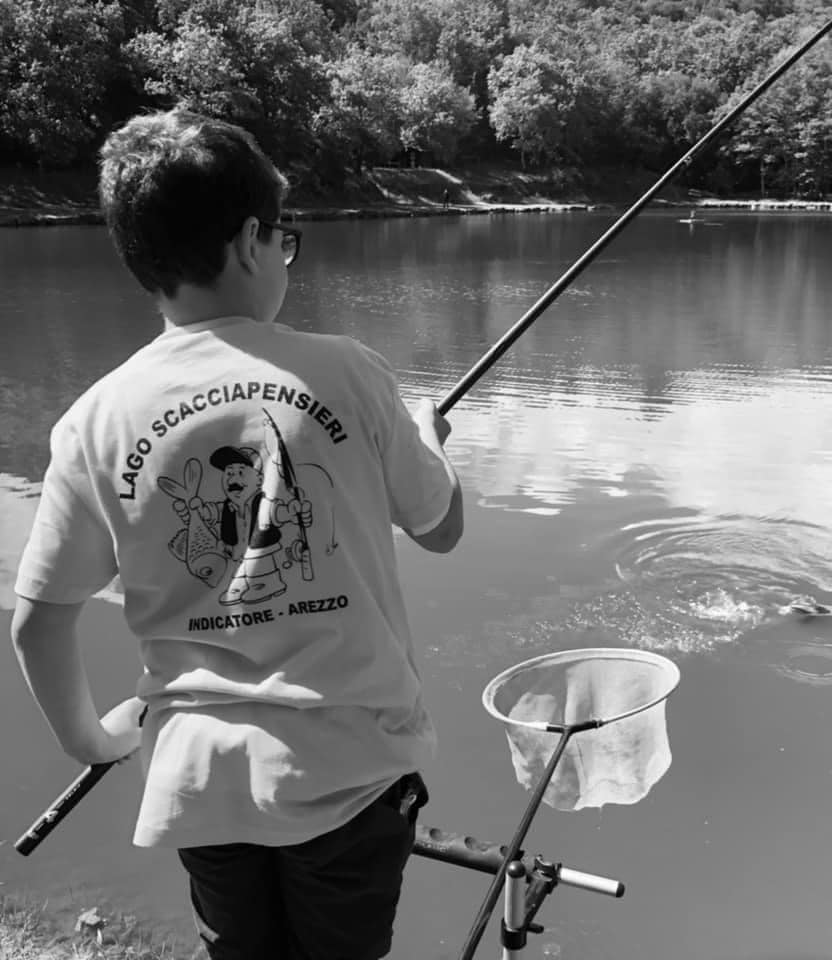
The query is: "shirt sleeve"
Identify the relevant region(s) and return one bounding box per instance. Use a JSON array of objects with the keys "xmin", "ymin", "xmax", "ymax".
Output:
[
  {"xmin": 358, "ymin": 345, "xmax": 453, "ymax": 535},
  {"xmin": 14, "ymin": 414, "xmax": 118, "ymax": 604}
]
